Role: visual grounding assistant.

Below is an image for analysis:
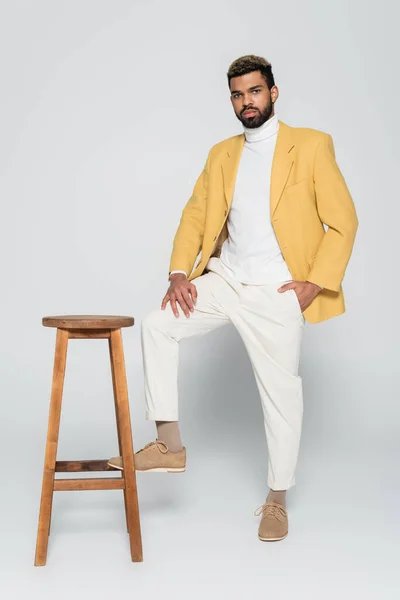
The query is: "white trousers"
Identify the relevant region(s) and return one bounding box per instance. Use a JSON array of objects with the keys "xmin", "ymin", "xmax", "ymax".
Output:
[{"xmin": 141, "ymin": 257, "xmax": 305, "ymax": 490}]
